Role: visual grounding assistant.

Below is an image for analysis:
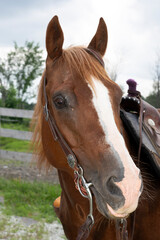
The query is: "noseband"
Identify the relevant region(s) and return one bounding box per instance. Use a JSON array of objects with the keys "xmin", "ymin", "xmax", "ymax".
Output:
[{"xmin": 43, "ymin": 49, "xmax": 128, "ymax": 240}]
